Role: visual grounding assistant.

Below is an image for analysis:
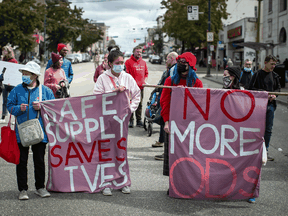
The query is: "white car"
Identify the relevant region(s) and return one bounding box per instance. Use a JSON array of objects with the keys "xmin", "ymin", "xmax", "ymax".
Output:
[{"xmin": 74, "ymin": 54, "xmax": 82, "ymax": 63}]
